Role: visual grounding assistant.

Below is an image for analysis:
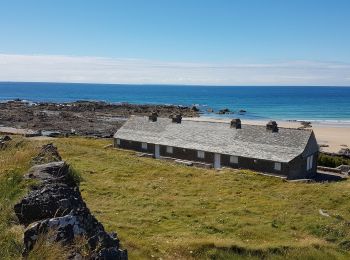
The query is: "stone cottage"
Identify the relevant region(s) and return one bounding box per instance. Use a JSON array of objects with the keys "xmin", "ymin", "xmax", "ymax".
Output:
[{"xmin": 114, "ymin": 115, "xmax": 319, "ymax": 179}]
